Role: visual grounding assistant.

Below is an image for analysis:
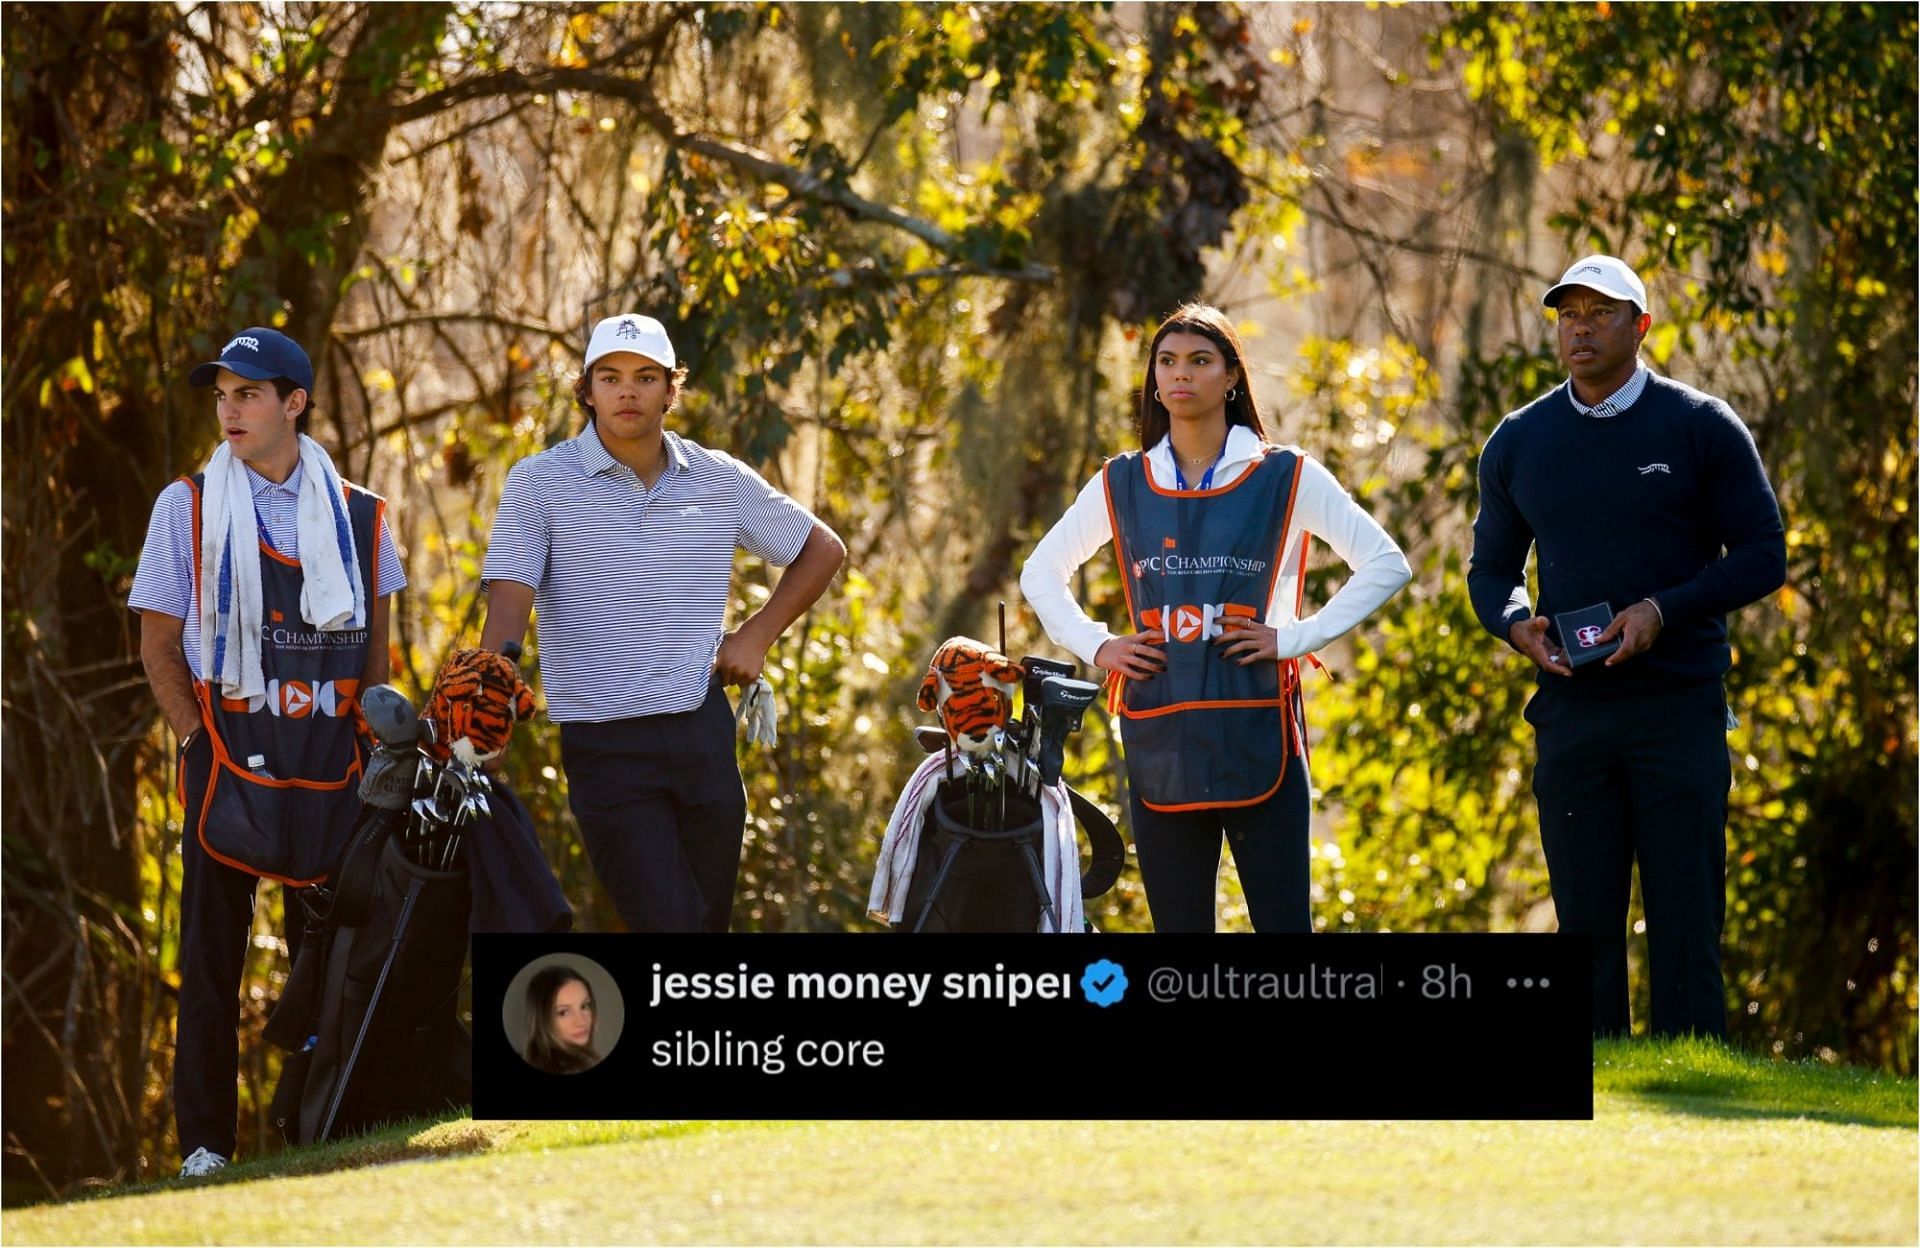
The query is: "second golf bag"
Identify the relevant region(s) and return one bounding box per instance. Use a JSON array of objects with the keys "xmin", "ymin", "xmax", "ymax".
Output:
[
  {"xmin": 869, "ymin": 636, "xmax": 1125, "ymax": 932},
  {"xmin": 266, "ymin": 646, "xmax": 563, "ymax": 1144},
  {"xmin": 266, "ymin": 803, "xmax": 473, "ymax": 1144}
]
